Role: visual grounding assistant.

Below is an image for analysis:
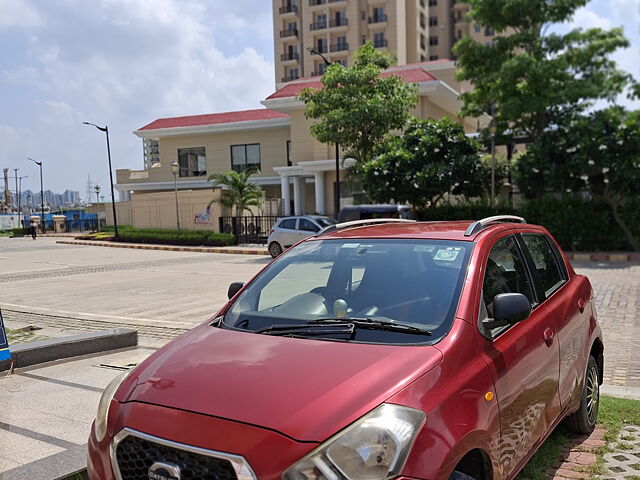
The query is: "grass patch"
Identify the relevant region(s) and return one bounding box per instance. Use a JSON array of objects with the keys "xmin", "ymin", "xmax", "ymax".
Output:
[
  {"xmin": 517, "ymin": 429, "xmax": 568, "ymax": 480},
  {"xmin": 0, "ymin": 230, "xmax": 12, "ymax": 237}
]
